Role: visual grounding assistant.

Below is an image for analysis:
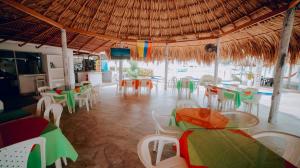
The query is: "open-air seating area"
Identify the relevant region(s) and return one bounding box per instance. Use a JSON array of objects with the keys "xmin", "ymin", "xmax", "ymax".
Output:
[{"xmin": 1, "ymin": 0, "xmax": 300, "ymax": 168}]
